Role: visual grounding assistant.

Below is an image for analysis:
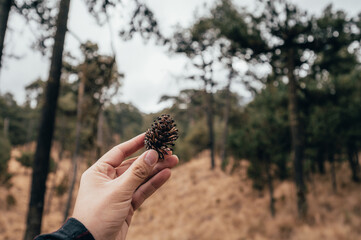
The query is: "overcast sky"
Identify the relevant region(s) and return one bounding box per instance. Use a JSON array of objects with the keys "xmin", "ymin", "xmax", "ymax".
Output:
[{"xmin": 0, "ymin": 0, "xmax": 360, "ymax": 113}]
